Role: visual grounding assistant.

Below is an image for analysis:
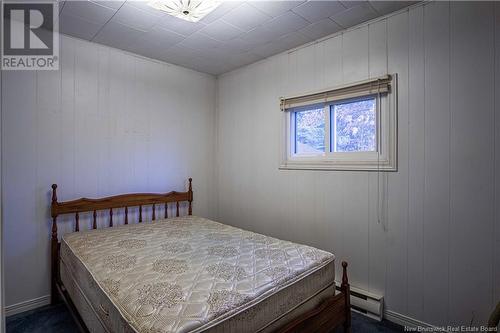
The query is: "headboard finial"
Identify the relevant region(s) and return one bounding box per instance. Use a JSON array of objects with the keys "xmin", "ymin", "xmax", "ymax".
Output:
[
  {"xmin": 341, "ymin": 261, "xmax": 348, "ymax": 285},
  {"xmin": 51, "ymin": 184, "xmax": 58, "ymax": 203},
  {"xmin": 188, "ymin": 178, "xmax": 193, "ymax": 215}
]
